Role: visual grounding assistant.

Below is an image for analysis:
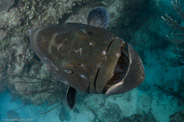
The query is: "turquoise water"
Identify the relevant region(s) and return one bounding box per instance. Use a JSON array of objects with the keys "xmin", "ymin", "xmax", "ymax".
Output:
[{"xmin": 0, "ymin": 0, "xmax": 184, "ymax": 122}]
